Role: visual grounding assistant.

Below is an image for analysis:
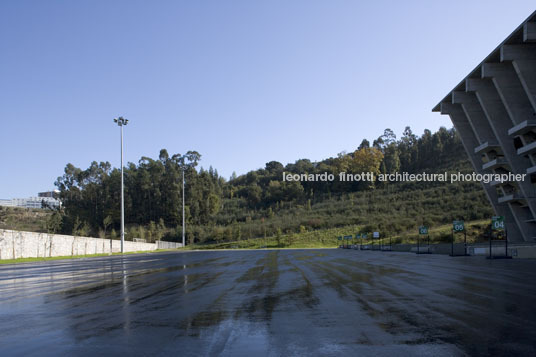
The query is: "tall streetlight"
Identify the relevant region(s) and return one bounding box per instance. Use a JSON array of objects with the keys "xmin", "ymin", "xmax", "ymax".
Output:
[
  {"xmin": 114, "ymin": 116, "xmax": 128, "ymax": 253},
  {"xmin": 182, "ymin": 167, "xmax": 185, "ymax": 247}
]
